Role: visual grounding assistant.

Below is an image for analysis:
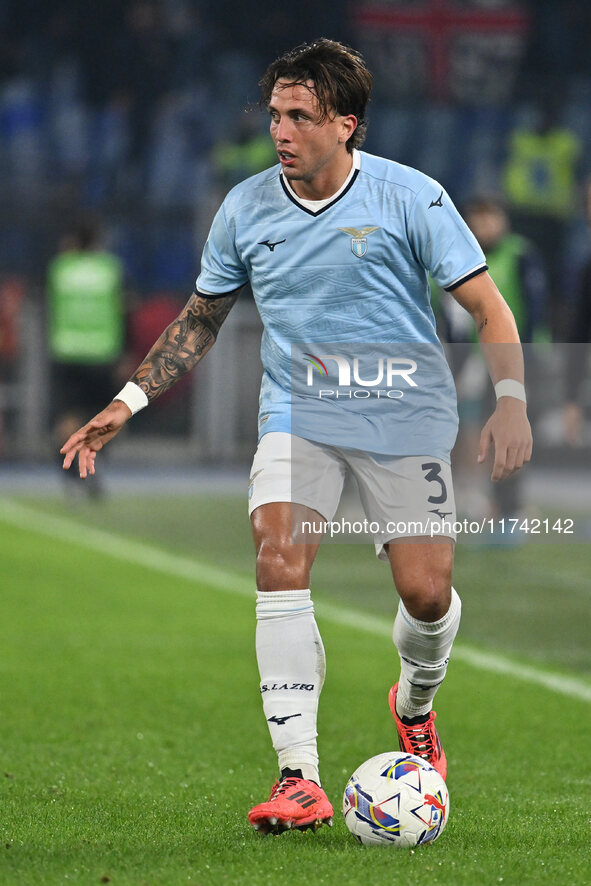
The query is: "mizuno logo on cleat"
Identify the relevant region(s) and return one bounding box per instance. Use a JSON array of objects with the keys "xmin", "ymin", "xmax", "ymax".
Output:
[{"xmin": 267, "ymin": 713, "xmax": 302, "ymax": 726}]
